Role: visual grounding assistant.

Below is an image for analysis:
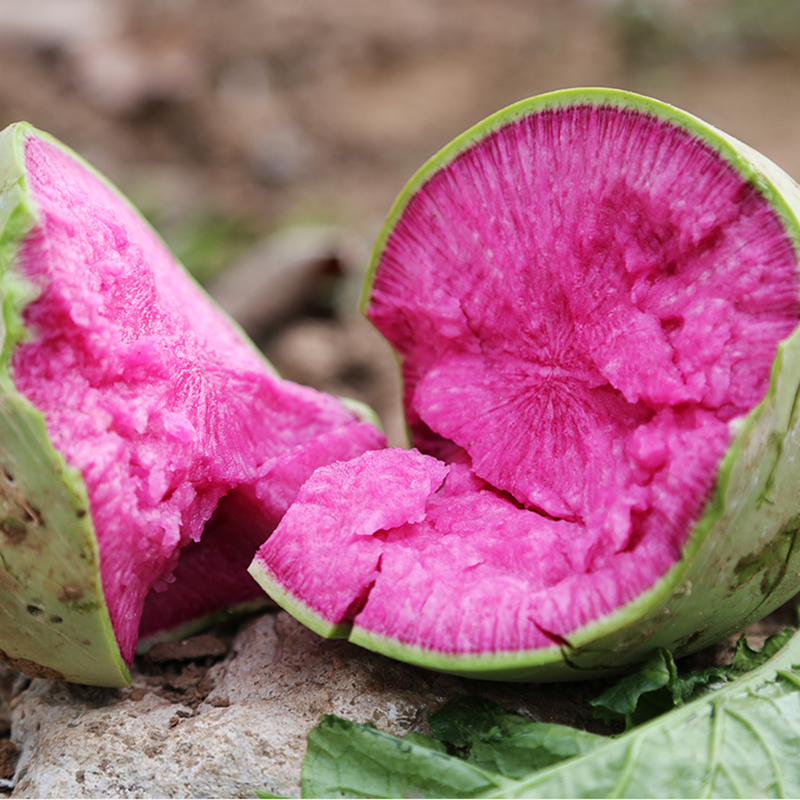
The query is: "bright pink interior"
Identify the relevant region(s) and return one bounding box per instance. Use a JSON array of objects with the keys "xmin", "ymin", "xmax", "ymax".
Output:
[
  {"xmin": 257, "ymin": 104, "xmax": 800, "ymax": 654},
  {"xmin": 14, "ymin": 135, "xmax": 385, "ymax": 662}
]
